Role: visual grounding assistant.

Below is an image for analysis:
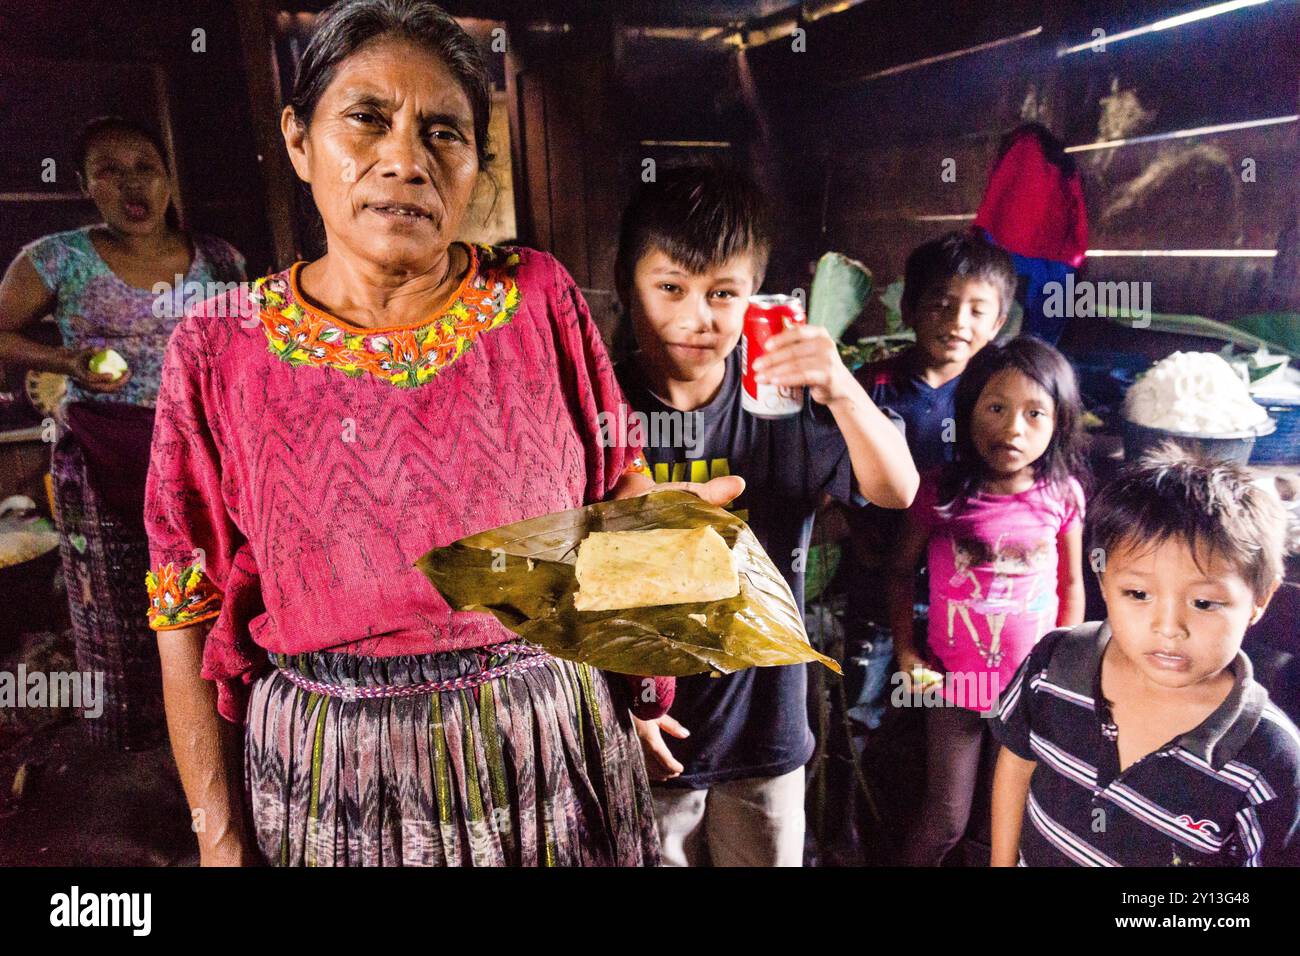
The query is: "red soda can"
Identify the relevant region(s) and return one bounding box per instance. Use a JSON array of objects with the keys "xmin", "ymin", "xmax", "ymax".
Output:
[{"xmin": 740, "ymin": 294, "xmax": 806, "ymax": 418}]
